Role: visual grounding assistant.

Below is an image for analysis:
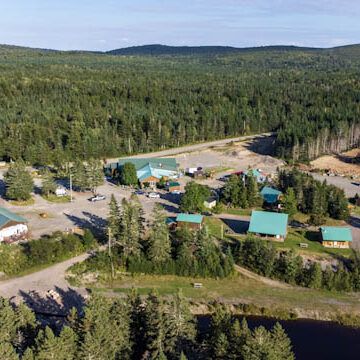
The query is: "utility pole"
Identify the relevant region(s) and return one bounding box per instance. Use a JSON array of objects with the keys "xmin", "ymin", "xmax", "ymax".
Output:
[
  {"xmin": 108, "ymin": 228, "xmax": 112, "ymax": 256},
  {"xmin": 108, "ymin": 228, "xmax": 114, "ymax": 282},
  {"xmin": 69, "ymin": 173, "xmax": 73, "ymax": 202}
]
